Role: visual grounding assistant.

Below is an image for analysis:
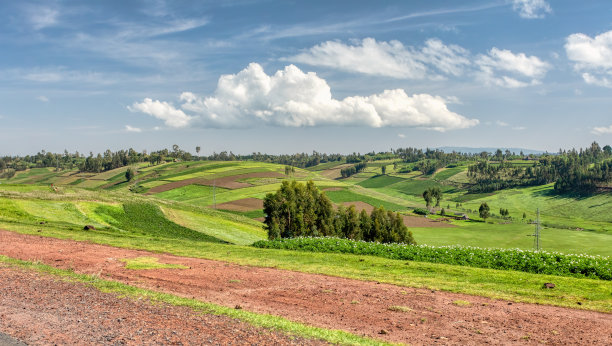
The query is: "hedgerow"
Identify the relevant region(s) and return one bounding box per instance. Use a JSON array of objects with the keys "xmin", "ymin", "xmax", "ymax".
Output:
[{"xmin": 252, "ymin": 237, "xmax": 612, "ymax": 281}]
